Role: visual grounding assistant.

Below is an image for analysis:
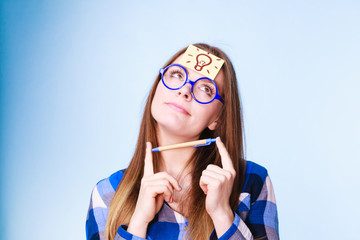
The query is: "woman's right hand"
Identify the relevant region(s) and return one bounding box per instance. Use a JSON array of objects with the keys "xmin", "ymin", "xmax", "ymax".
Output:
[{"xmin": 127, "ymin": 142, "xmax": 182, "ymax": 238}]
